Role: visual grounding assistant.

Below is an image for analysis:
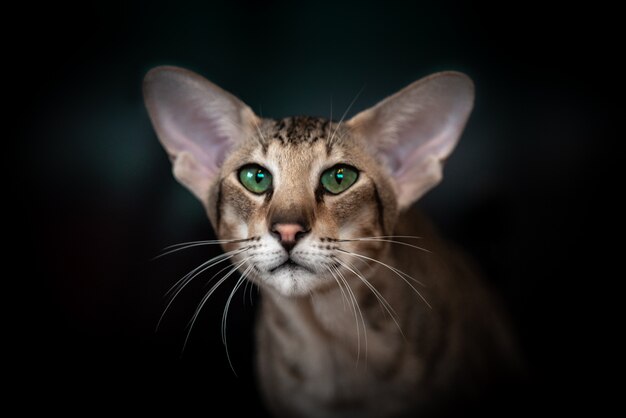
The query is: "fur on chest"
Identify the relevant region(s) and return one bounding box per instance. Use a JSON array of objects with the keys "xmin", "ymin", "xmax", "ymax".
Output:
[{"xmin": 254, "ymin": 287, "xmax": 426, "ymax": 418}]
